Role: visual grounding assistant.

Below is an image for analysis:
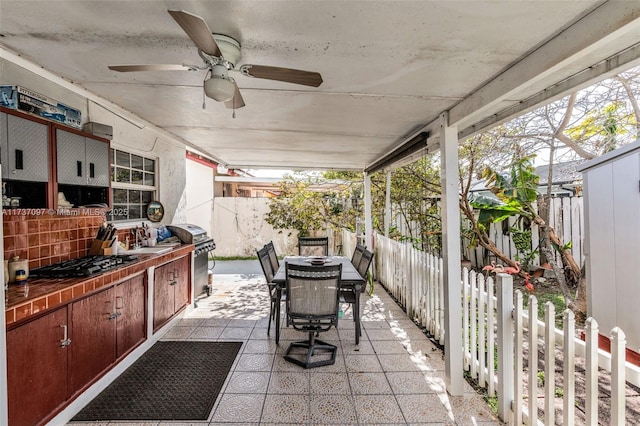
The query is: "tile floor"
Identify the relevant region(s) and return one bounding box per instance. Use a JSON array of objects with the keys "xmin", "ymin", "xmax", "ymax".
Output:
[{"xmin": 70, "ymin": 271, "xmax": 500, "ymax": 425}]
